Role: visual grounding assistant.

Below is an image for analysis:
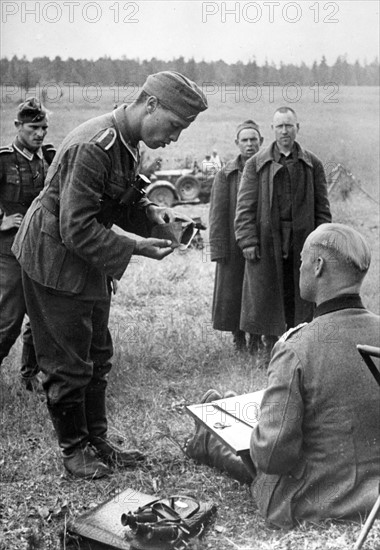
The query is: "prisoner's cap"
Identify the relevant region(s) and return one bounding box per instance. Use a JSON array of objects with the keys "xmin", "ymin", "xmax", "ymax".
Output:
[
  {"xmin": 16, "ymin": 97, "xmax": 47, "ymax": 123},
  {"xmin": 236, "ymin": 120, "xmax": 261, "ymax": 139},
  {"xmin": 142, "ymin": 71, "xmax": 208, "ymax": 122}
]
